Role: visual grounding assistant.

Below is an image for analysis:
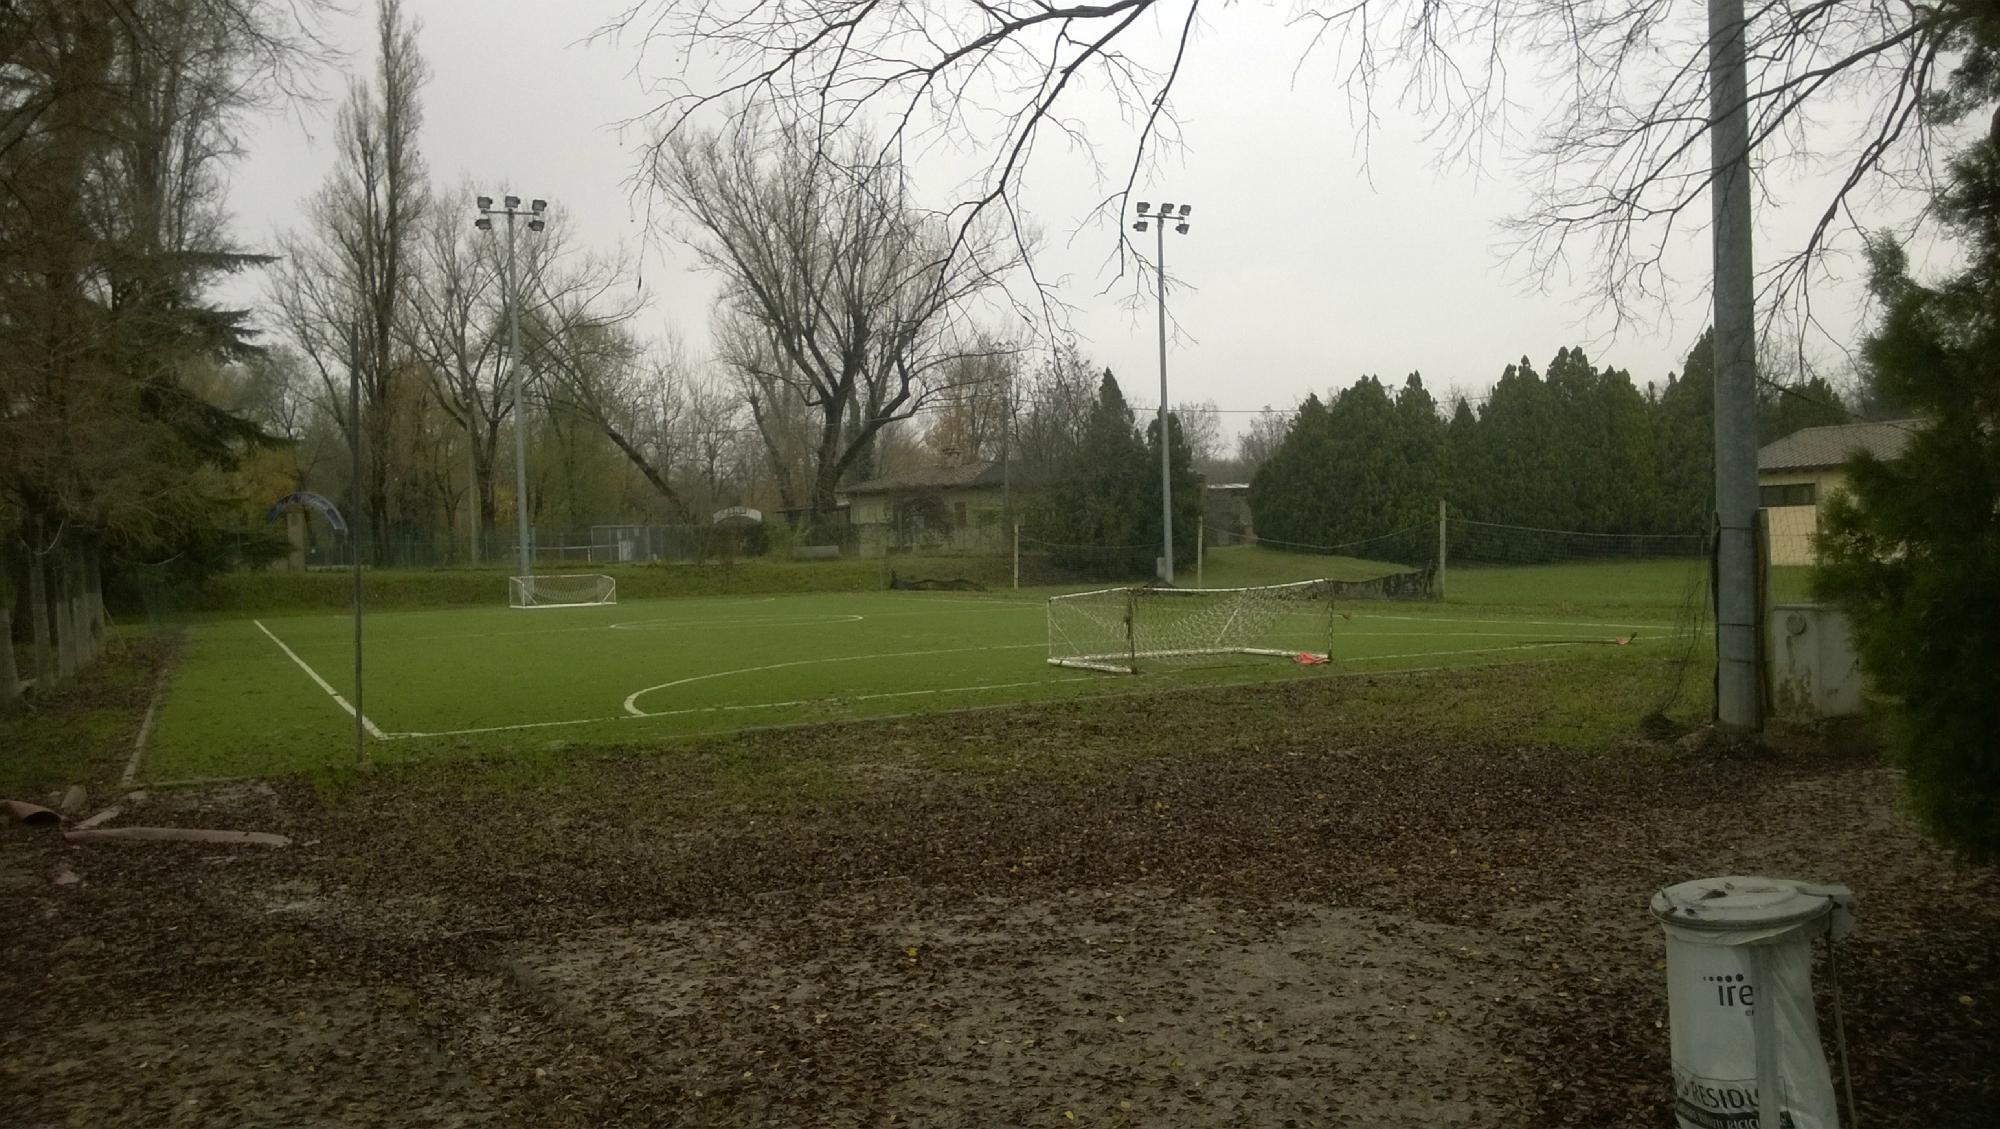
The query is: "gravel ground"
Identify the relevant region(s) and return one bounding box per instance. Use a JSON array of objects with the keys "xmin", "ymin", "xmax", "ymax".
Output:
[{"xmin": 2, "ymin": 669, "xmax": 1994, "ymax": 1127}]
